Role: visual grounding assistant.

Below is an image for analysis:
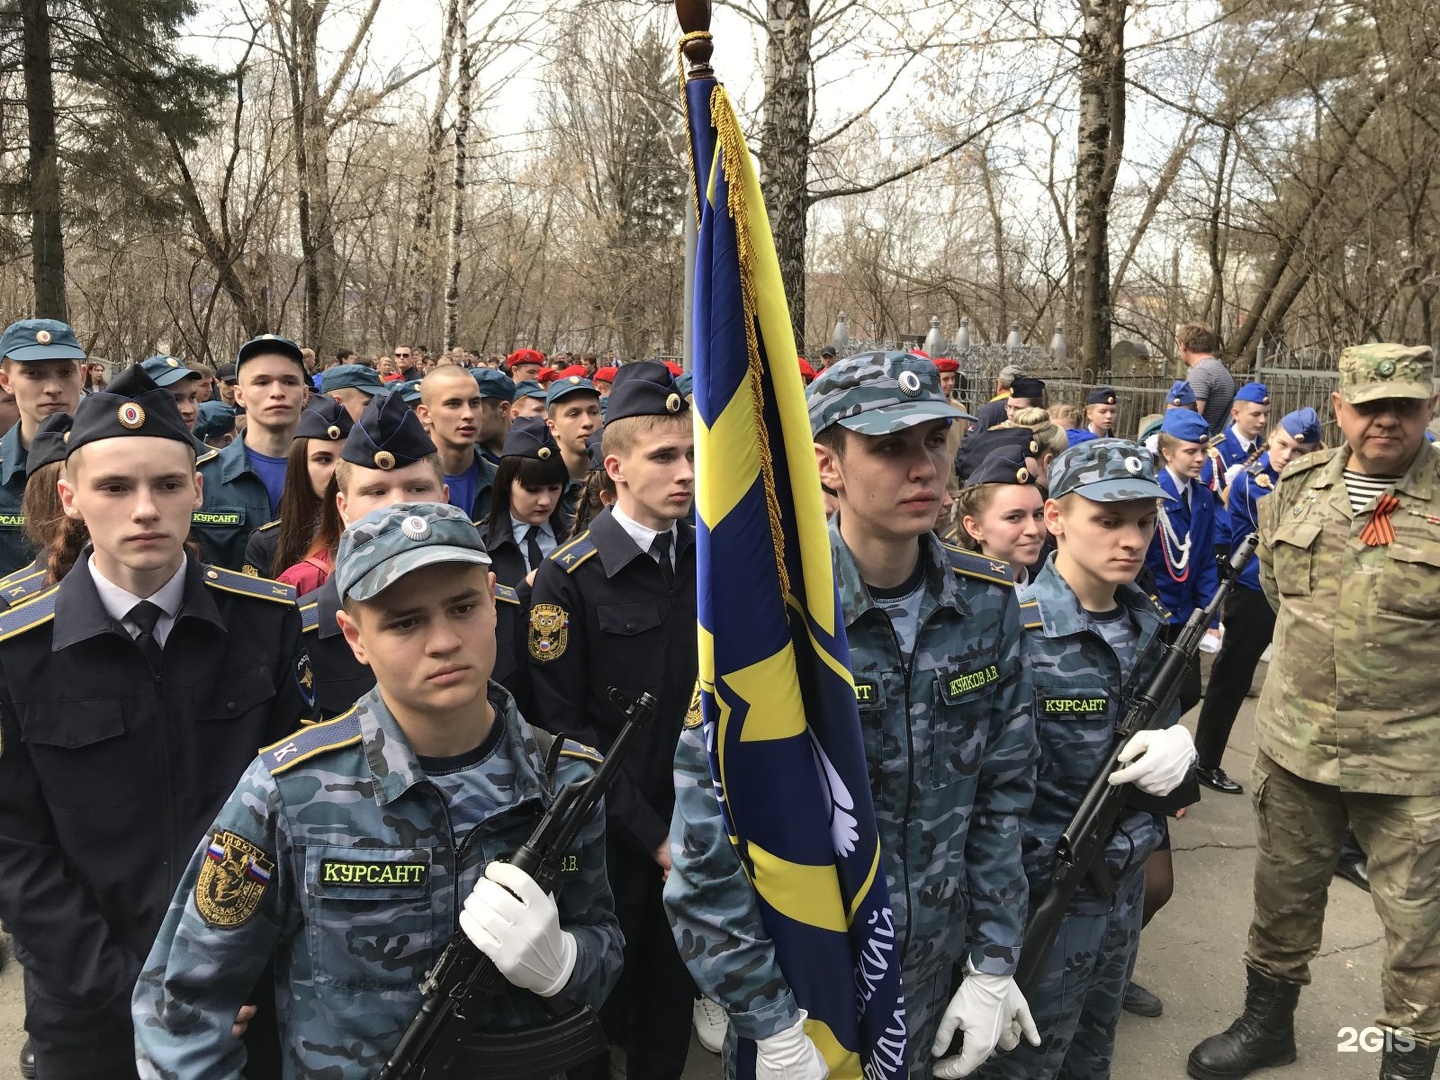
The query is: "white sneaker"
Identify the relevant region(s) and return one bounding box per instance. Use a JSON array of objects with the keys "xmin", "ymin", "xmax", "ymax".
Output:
[{"xmin": 693, "ymin": 996, "xmax": 727, "ymax": 1054}]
